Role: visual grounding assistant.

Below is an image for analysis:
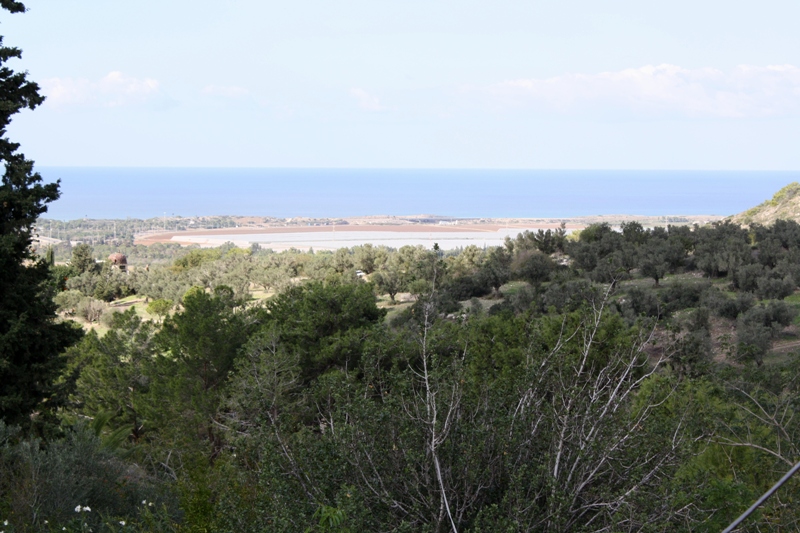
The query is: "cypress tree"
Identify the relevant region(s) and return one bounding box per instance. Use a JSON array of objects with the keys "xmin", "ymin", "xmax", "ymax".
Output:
[{"xmin": 0, "ymin": 1, "xmax": 82, "ymax": 426}]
